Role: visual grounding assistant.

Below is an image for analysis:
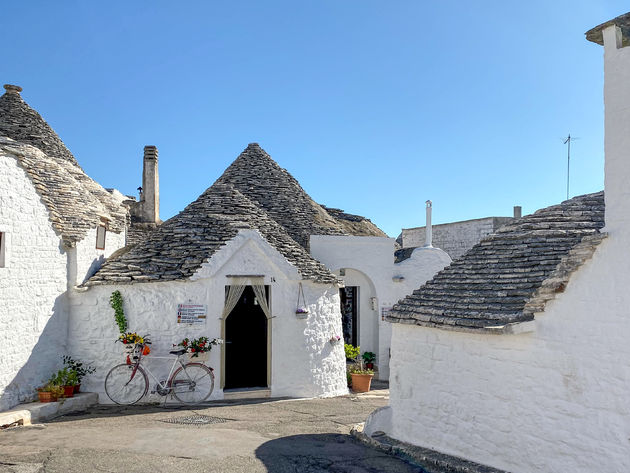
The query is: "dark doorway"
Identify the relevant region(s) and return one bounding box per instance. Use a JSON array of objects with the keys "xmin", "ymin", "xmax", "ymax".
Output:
[
  {"xmin": 225, "ymin": 286, "xmax": 268, "ymax": 389},
  {"xmin": 340, "ymin": 286, "xmax": 358, "ymax": 347}
]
